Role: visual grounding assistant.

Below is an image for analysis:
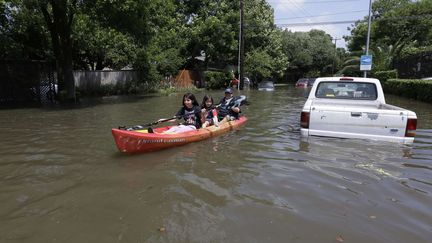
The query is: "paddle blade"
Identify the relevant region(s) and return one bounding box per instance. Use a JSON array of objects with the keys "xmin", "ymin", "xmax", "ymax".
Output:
[
  {"xmin": 127, "ymin": 125, "xmax": 145, "ymax": 131},
  {"xmin": 233, "ymin": 95, "xmax": 247, "ymax": 107}
]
